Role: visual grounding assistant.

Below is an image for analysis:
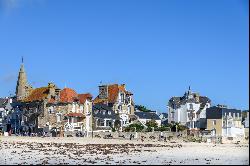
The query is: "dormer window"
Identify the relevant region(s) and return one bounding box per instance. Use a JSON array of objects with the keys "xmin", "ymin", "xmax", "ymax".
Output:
[
  {"xmin": 108, "ymin": 111, "xmax": 111, "ymax": 115},
  {"xmin": 121, "ymin": 93, "xmax": 124, "ymax": 102}
]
